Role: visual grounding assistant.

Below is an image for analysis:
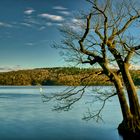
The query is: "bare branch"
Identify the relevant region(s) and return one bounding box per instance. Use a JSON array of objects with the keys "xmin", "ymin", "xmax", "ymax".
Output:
[
  {"xmin": 125, "ymin": 50, "xmax": 134, "ymax": 64},
  {"xmin": 83, "ymin": 92, "xmax": 117, "ymax": 121},
  {"xmin": 113, "ymin": 15, "xmax": 140, "ymax": 36},
  {"xmin": 95, "ymin": 24, "xmax": 104, "ymax": 41},
  {"xmin": 78, "ymin": 12, "xmax": 104, "ymax": 65},
  {"xmin": 49, "ymin": 0, "xmax": 140, "ymax": 125},
  {"xmin": 132, "ymin": 45, "xmax": 140, "ymax": 51},
  {"xmin": 41, "ymin": 86, "xmax": 87, "ymax": 111},
  {"xmin": 54, "ymin": 86, "xmax": 87, "ymax": 111}
]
